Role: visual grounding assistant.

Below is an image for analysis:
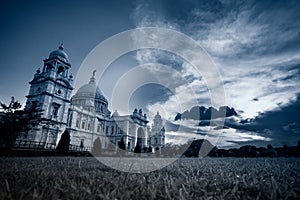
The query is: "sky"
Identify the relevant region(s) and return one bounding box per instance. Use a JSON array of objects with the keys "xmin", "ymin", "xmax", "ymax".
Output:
[{"xmin": 0, "ymin": 0, "xmax": 300, "ymax": 148}]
